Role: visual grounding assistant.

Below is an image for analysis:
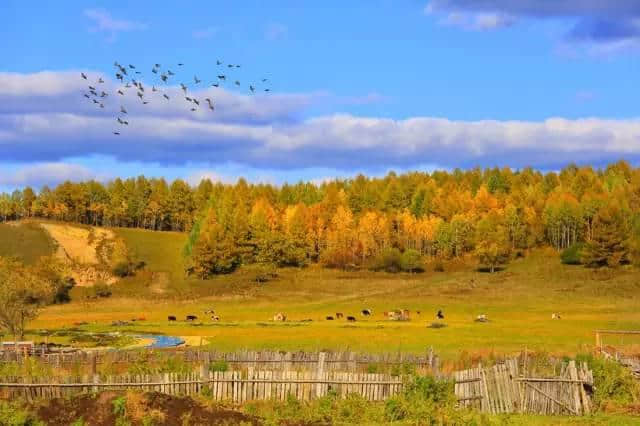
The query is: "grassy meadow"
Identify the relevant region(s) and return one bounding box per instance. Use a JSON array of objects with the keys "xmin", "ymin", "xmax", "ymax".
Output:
[
  {"xmin": 13, "ymin": 224, "xmax": 636, "ymax": 360},
  {"xmin": 0, "ymin": 221, "xmax": 55, "ymax": 264}
]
